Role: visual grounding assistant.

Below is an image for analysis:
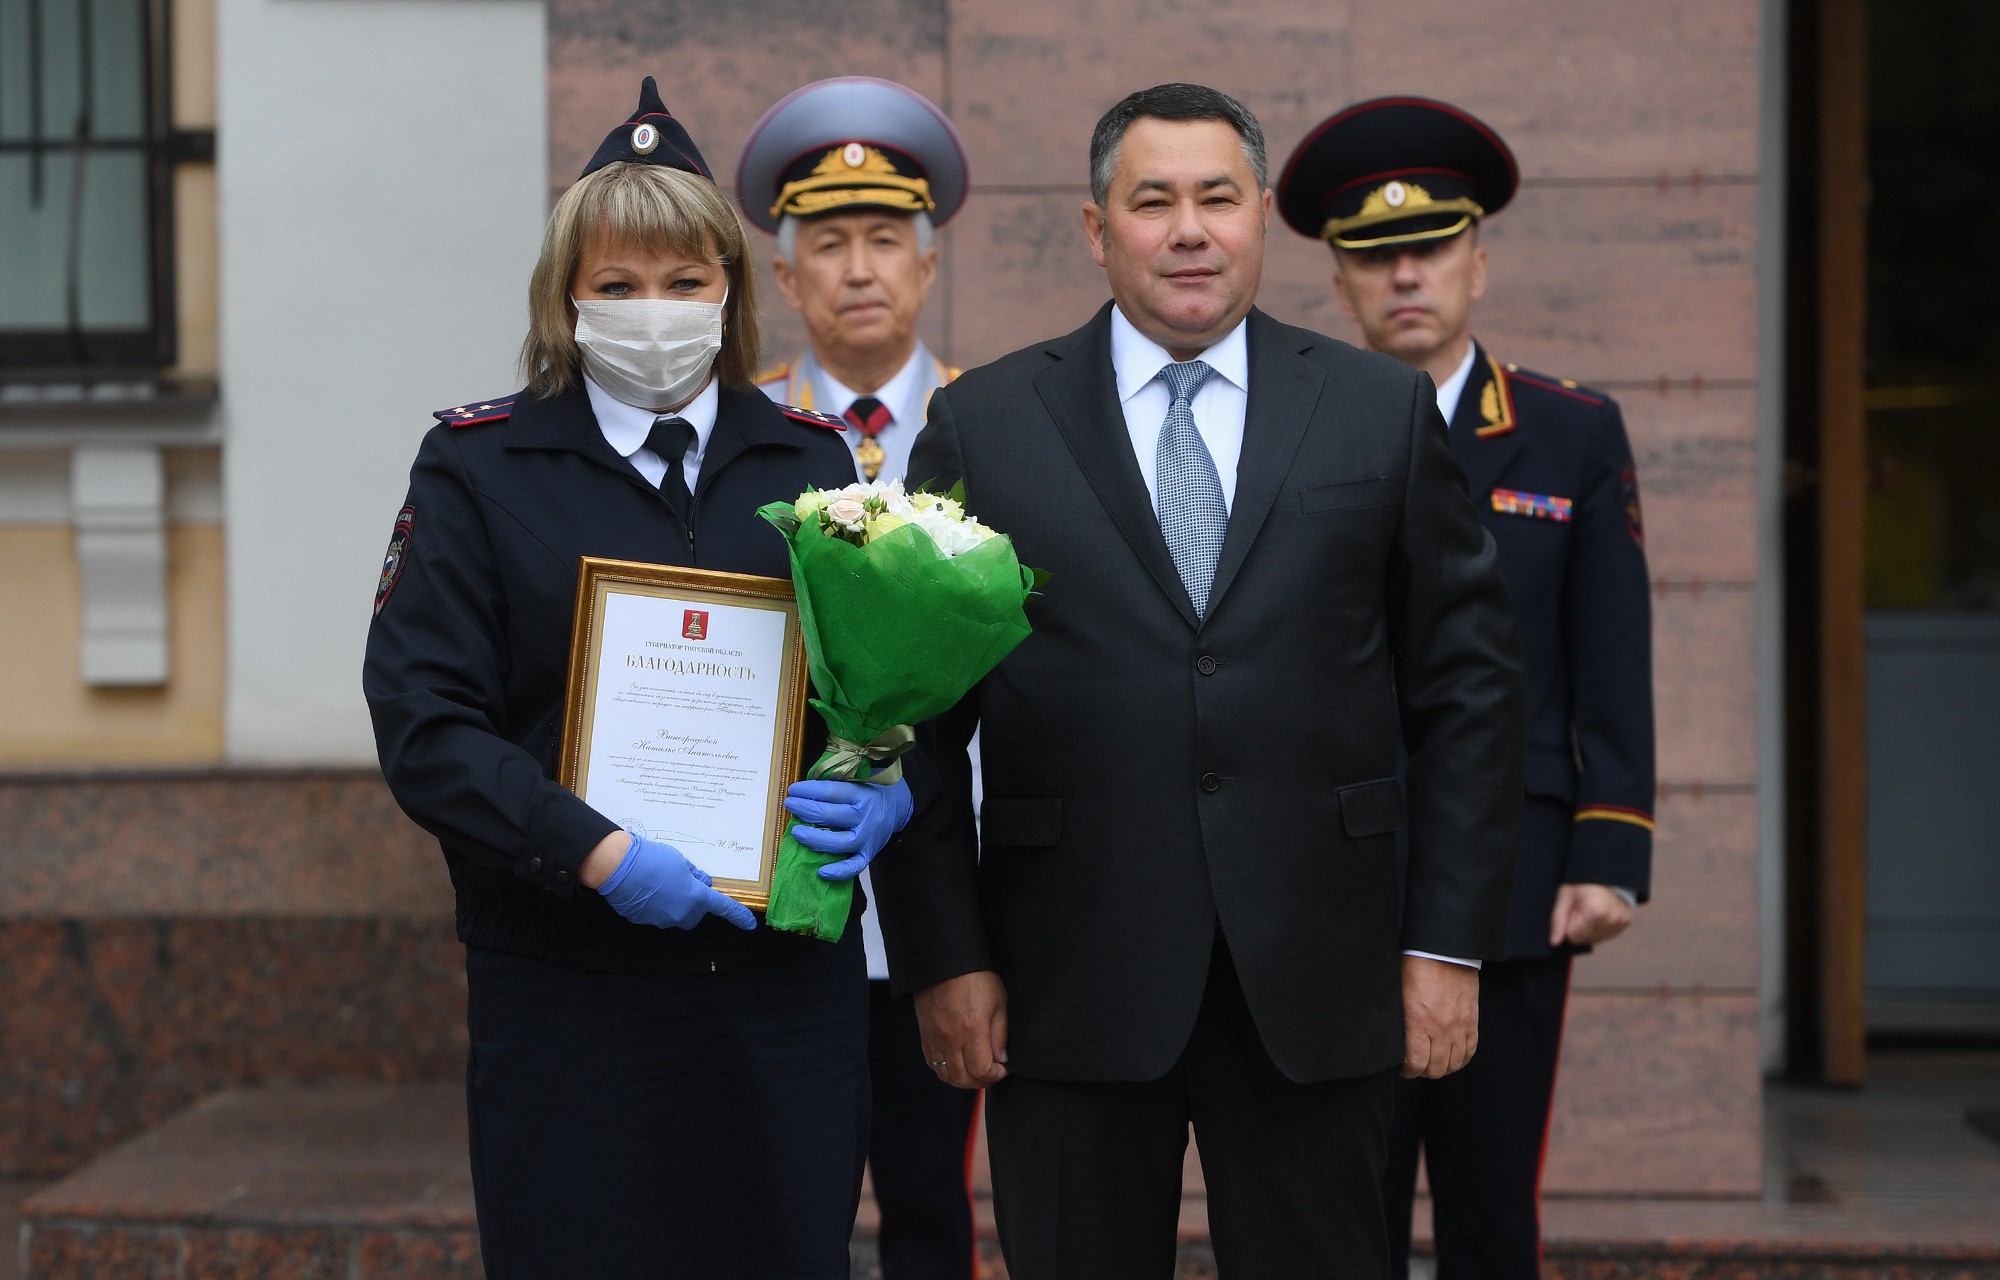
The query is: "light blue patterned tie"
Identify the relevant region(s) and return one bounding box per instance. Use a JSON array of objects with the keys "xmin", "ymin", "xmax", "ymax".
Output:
[{"xmin": 1155, "ymin": 359, "xmax": 1227, "ymax": 617}]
